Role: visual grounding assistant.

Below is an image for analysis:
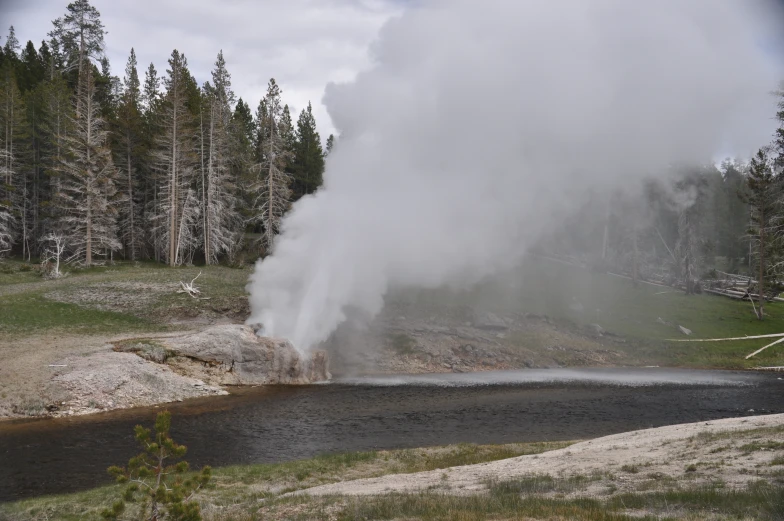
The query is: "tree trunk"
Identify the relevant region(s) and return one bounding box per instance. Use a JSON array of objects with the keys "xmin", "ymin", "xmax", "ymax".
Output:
[
  {"xmin": 758, "ymin": 207, "xmax": 765, "ymax": 320},
  {"xmin": 85, "ymin": 83, "xmax": 92, "ymax": 266},
  {"xmin": 168, "ymin": 73, "xmax": 178, "ymax": 266},
  {"xmin": 201, "ymin": 107, "xmax": 208, "ymax": 263},
  {"xmin": 632, "ymin": 228, "xmax": 638, "ymax": 286},
  {"xmin": 127, "ymin": 137, "xmax": 135, "ymax": 260}
]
